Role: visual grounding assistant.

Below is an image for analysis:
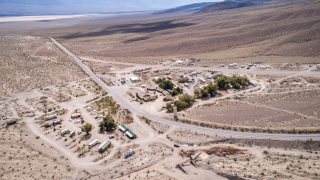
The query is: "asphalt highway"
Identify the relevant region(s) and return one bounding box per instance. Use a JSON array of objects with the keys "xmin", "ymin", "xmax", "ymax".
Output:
[{"xmin": 50, "ymin": 37, "xmax": 320, "ymax": 141}]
